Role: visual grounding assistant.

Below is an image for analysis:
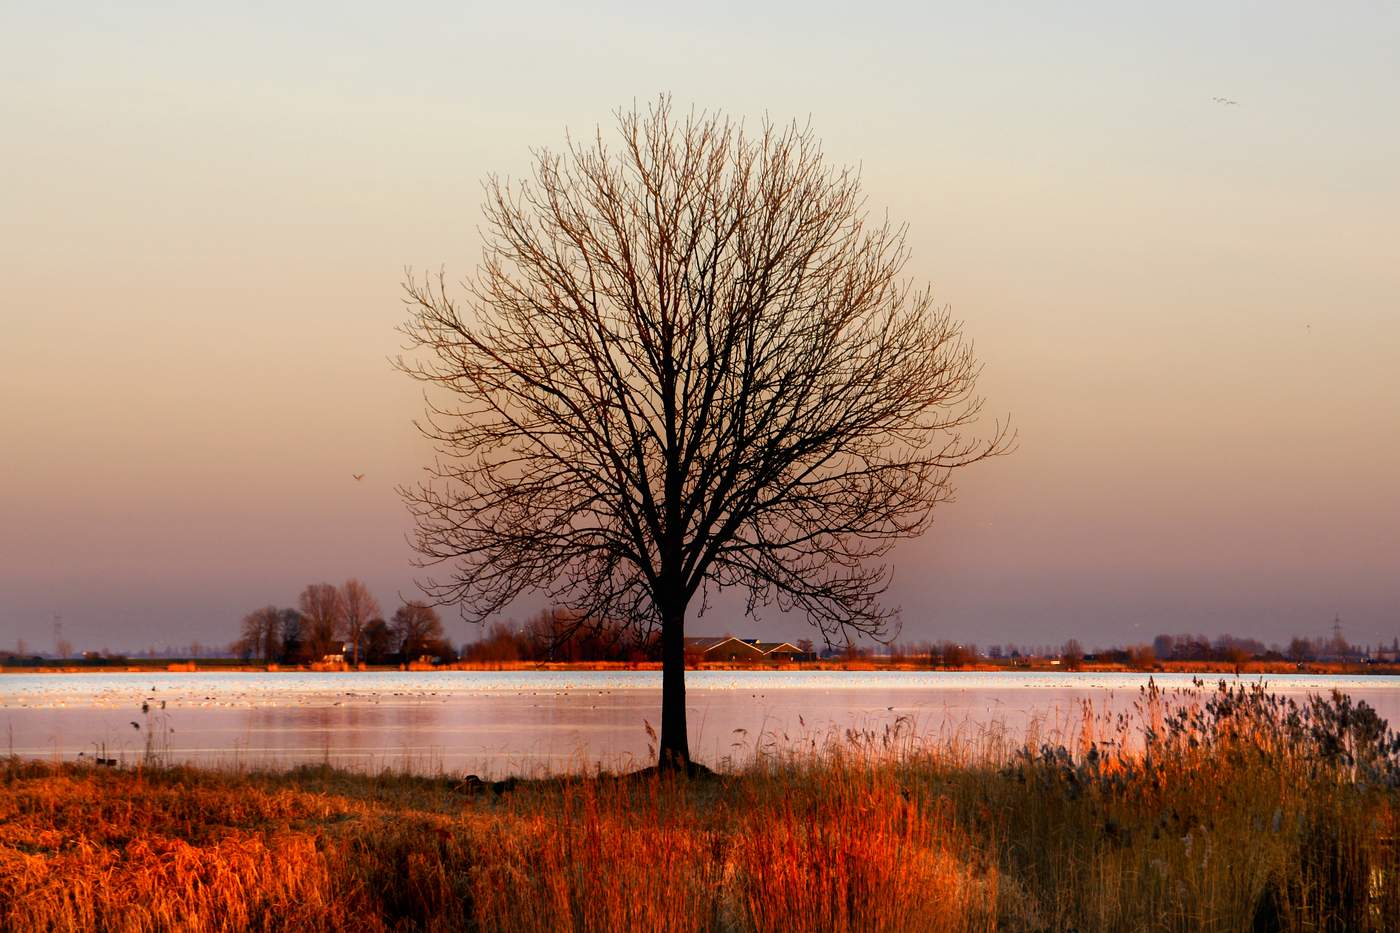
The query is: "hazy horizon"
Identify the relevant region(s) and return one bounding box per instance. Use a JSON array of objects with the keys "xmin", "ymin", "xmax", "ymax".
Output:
[{"xmin": 4, "ymin": 2, "xmax": 1397, "ymax": 653}]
